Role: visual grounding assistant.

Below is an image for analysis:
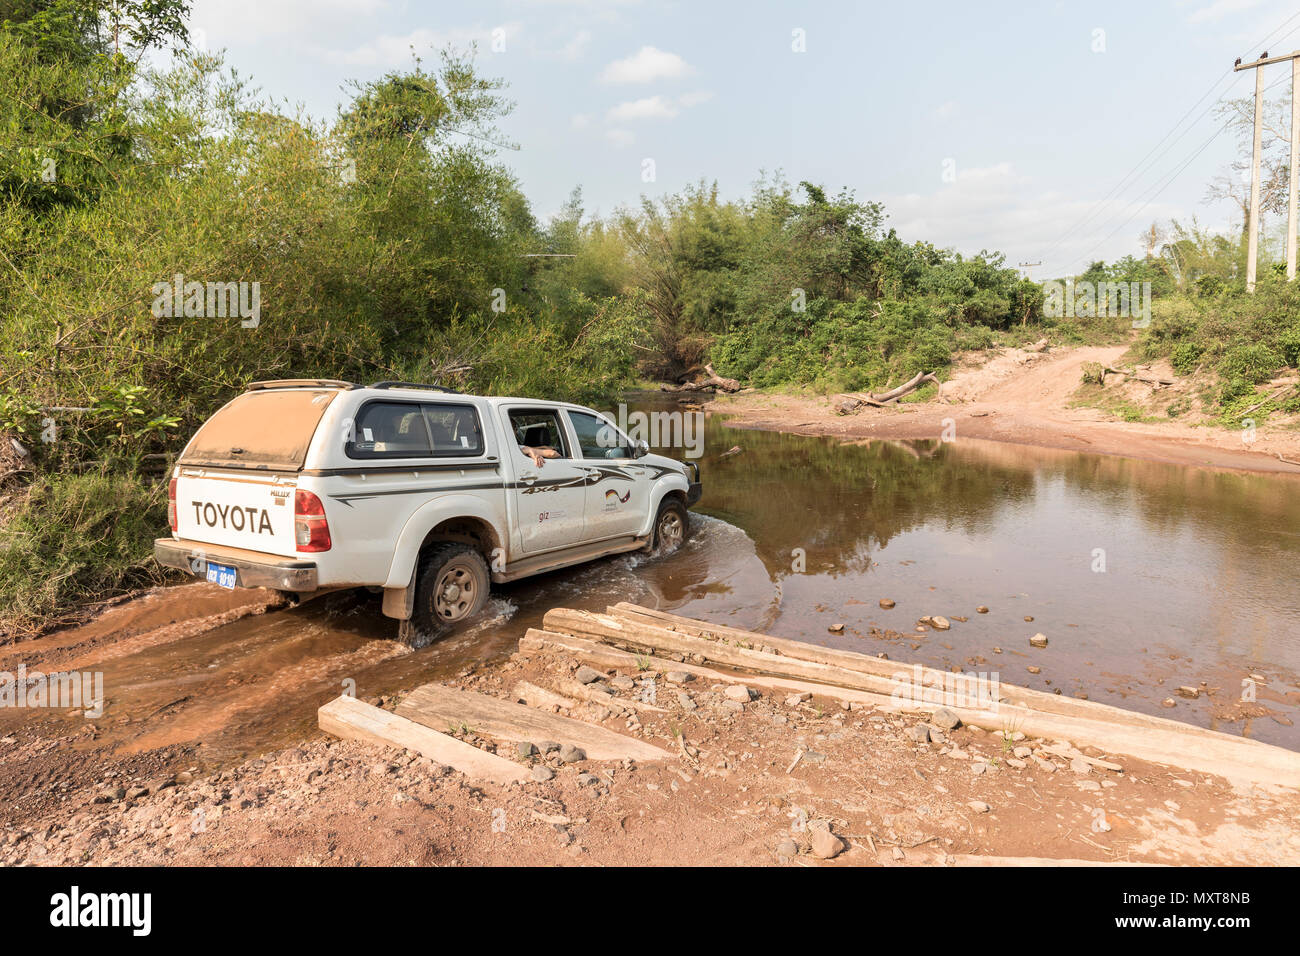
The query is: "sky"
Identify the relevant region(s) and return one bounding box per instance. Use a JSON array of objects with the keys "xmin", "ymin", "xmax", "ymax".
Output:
[{"xmin": 186, "ymin": 0, "xmax": 1300, "ymax": 277}]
